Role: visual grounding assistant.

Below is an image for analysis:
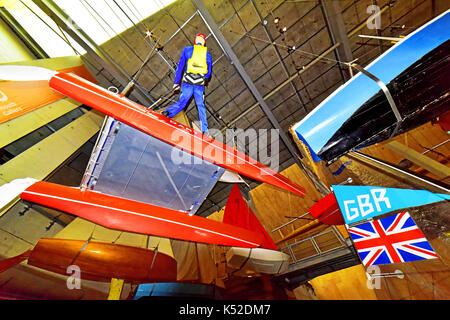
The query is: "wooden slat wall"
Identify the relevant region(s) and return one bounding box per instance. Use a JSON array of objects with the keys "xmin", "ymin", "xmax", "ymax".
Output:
[{"xmin": 281, "ymin": 121, "xmax": 449, "ymax": 300}]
